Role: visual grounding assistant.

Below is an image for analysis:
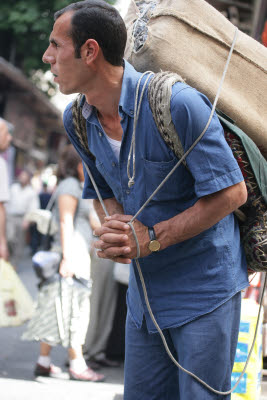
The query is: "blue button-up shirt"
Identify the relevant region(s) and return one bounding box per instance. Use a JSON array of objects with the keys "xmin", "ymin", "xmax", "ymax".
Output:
[{"xmin": 64, "ymin": 61, "xmax": 248, "ymax": 333}]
